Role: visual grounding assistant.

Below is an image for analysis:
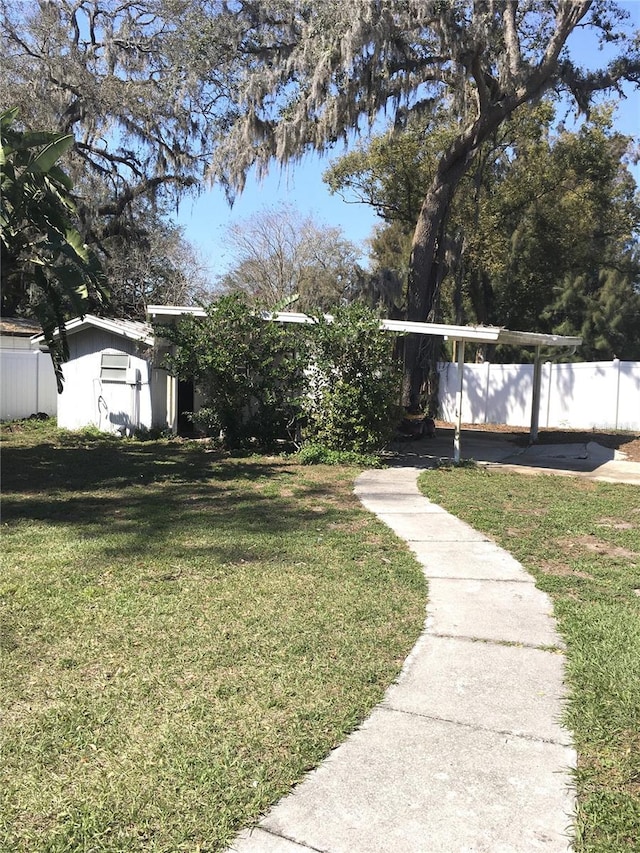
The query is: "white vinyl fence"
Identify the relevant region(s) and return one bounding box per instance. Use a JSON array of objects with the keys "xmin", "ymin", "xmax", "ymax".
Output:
[
  {"xmin": 0, "ymin": 349, "xmax": 58, "ymax": 420},
  {"xmin": 2, "ymin": 348, "xmax": 639, "ymax": 432},
  {"xmin": 439, "ymin": 360, "xmax": 640, "ymax": 432}
]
